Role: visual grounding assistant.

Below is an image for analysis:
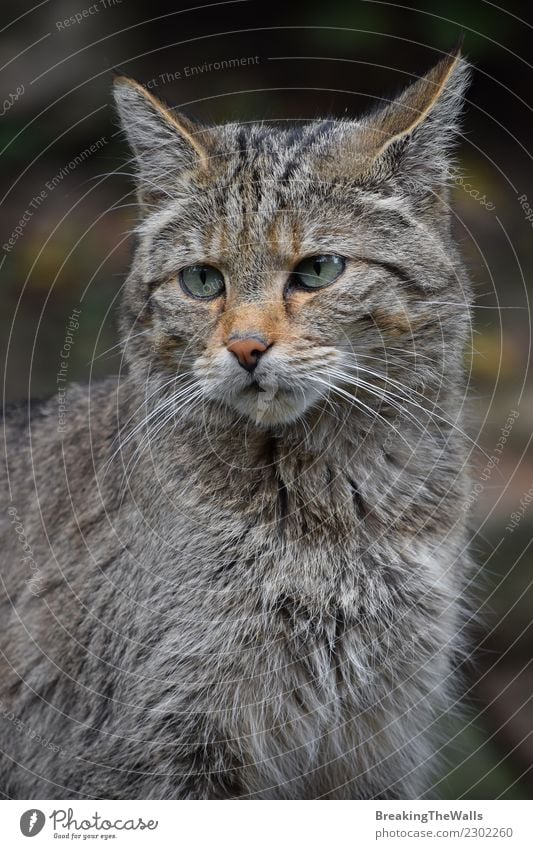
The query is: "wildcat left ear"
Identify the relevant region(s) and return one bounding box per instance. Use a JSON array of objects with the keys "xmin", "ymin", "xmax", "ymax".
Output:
[
  {"xmin": 112, "ymin": 76, "xmax": 208, "ymax": 205},
  {"xmin": 325, "ymin": 46, "xmax": 470, "ymax": 194}
]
